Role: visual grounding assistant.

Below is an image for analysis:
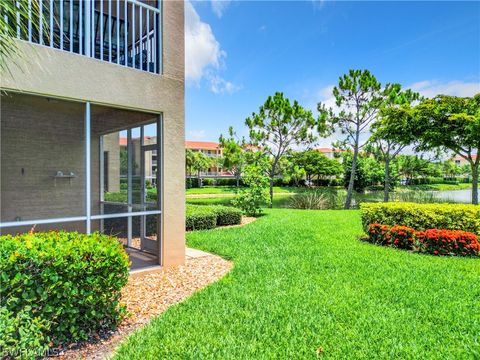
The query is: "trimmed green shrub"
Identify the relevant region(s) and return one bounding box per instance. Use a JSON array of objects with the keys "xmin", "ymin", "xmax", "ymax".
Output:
[
  {"xmin": 360, "ymin": 202, "xmax": 480, "ymax": 235},
  {"xmin": 186, "ymin": 206, "xmax": 217, "ymax": 230},
  {"xmin": 186, "ymin": 205, "xmax": 242, "ymax": 230},
  {"xmin": 0, "ymin": 232, "xmax": 129, "ymax": 348},
  {"xmin": 0, "ymin": 308, "xmax": 50, "ymax": 359},
  {"xmin": 211, "ymin": 206, "xmax": 242, "ymax": 226}
]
